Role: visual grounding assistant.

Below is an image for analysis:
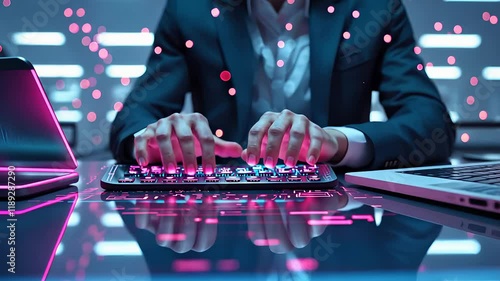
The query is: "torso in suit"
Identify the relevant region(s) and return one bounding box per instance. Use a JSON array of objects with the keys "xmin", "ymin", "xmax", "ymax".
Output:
[{"xmin": 110, "ymin": 0, "xmax": 456, "ymax": 170}]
